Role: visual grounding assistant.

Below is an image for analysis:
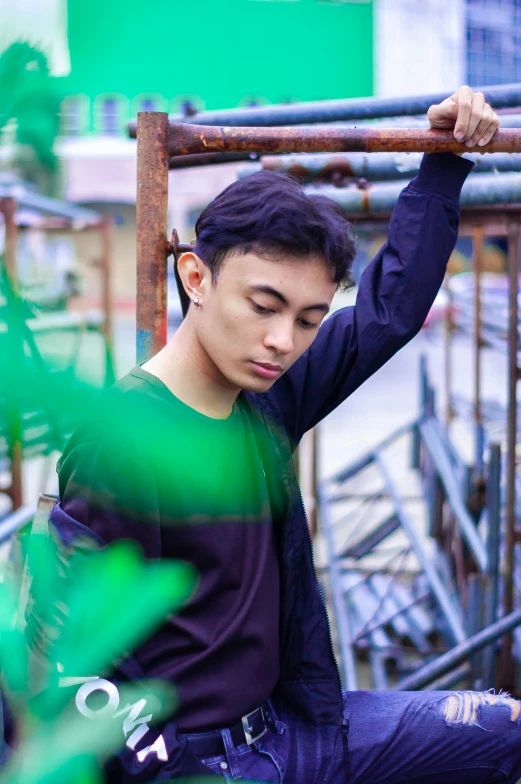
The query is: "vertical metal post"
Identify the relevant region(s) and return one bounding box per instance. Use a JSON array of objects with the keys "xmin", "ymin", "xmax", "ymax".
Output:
[
  {"xmin": 500, "ymin": 222, "xmax": 521, "ymax": 690},
  {"xmin": 473, "ymin": 225, "xmax": 484, "ymax": 428},
  {"xmin": 466, "ymin": 573, "xmax": 487, "ymax": 690},
  {"xmin": 1, "ymin": 197, "xmax": 23, "ymax": 509},
  {"xmin": 136, "ymin": 112, "xmax": 169, "ymax": 363},
  {"xmin": 100, "ymin": 217, "xmax": 113, "ymax": 350},
  {"xmin": 412, "ymin": 354, "xmax": 429, "ymax": 470},
  {"xmin": 443, "ymin": 282, "xmax": 454, "ymax": 426},
  {"xmin": 484, "ymin": 443, "xmax": 502, "ymax": 687}
]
